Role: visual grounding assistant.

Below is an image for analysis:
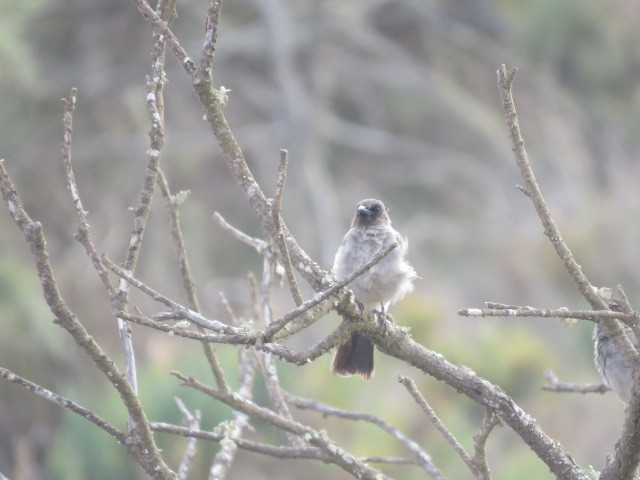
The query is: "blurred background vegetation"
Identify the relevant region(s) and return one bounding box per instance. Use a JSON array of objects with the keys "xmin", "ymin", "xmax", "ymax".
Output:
[{"xmin": 1, "ymin": 0, "xmax": 640, "ymax": 478}]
